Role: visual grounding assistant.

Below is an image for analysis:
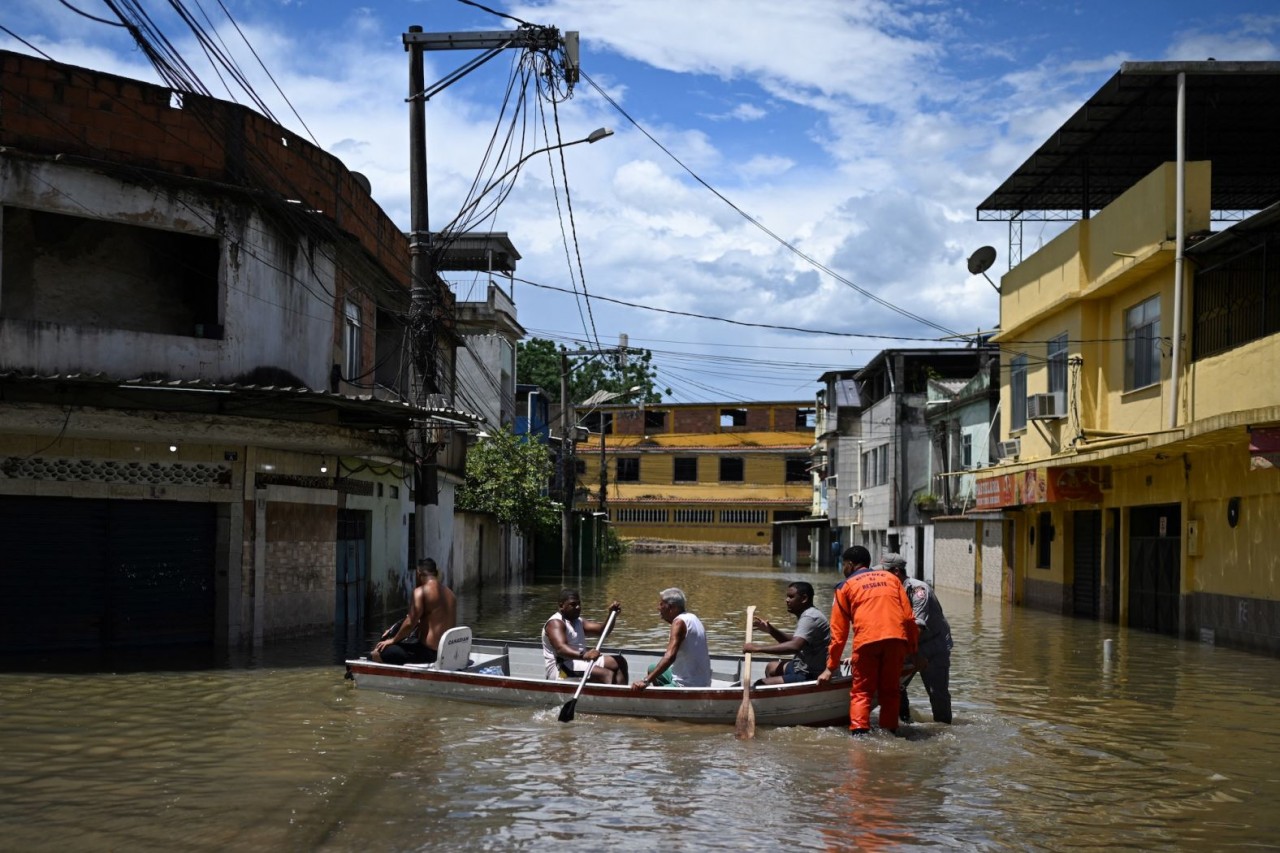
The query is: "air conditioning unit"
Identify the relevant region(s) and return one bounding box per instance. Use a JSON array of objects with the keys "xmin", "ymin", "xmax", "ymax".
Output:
[
  {"xmin": 826, "ymin": 475, "xmax": 838, "ymax": 488},
  {"xmin": 848, "ymin": 493, "xmax": 863, "ymax": 508},
  {"xmin": 1027, "ymin": 391, "xmax": 1065, "ymax": 420},
  {"xmin": 996, "ymin": 438, "xmax": 1021, "ymax": 460}
]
